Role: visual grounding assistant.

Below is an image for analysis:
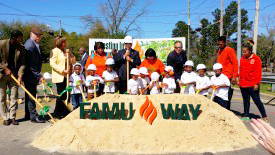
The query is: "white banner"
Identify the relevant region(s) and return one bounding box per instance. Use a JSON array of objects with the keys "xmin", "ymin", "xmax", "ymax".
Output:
[{"xmin": 89, "ymin": 37, "xmax": 185, "ymax": 63}]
